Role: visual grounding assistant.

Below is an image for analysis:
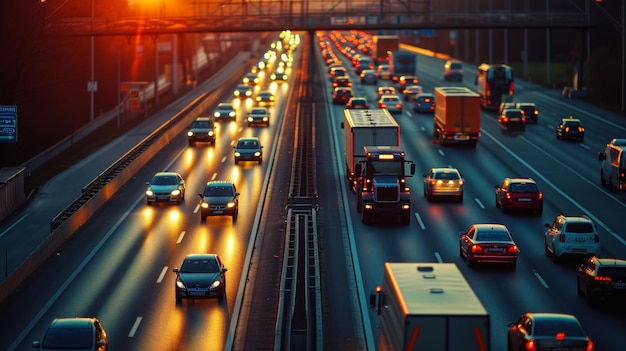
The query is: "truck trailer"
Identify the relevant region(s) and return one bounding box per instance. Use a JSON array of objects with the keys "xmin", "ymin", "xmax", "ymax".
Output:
[
  {"xmin": 433, "ymin": 86, "xmax": 481, "ymax": 148},
  {"xmin": 370, "ymin": 262, "xmax": 490, "ymax": 351},
  {"xmin": 389, "ymin": 50, "xmax": 417, "ymax": 82},
  {"xmin": 372, "ymin": 35, "xmax": 400, "ymax": 65}
]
